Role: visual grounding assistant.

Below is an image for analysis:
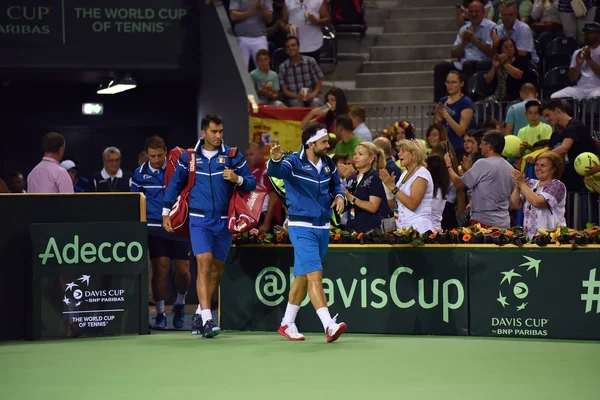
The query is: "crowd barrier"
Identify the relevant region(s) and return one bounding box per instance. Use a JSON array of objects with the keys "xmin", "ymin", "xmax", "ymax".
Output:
[
  {"xmin": 221, "ymin": 245, "xmax": 600, "ymax": 341},
  {"xmin": 0, "ymin": 193, "xmax": 149, "ymax": 341}
]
